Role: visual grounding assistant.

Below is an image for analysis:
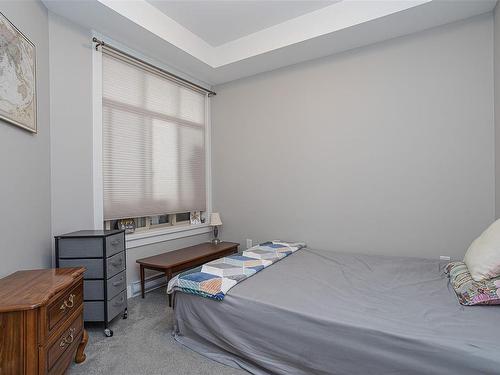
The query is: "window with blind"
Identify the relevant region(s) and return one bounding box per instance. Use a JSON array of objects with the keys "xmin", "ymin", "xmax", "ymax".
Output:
[{"xmin": 102, "ymin": 49, "xmax": 207, "ymax": 230}]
